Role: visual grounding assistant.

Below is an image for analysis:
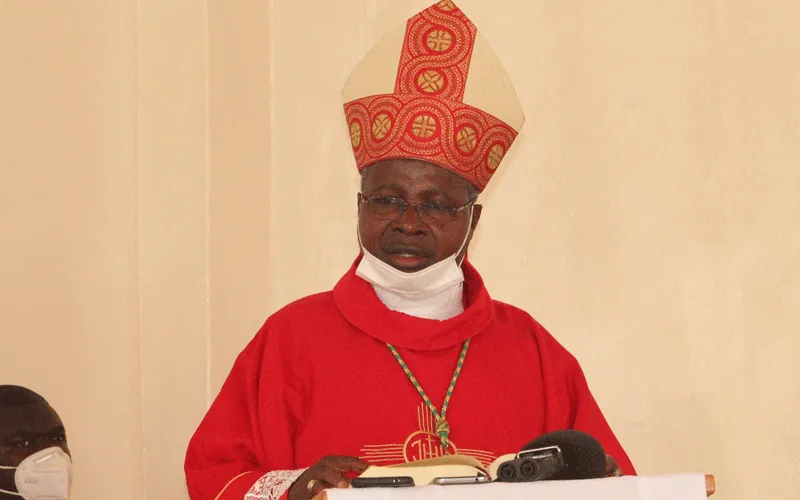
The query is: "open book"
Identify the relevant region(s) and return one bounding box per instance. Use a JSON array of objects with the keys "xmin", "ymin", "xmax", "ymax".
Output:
[
  {"xmin": 354, "ymin": 455, "xmax": 717, "ymax": 497},
  {"xmin": 354, "ymin": 453, "xmax": 518, "ymax": 487}
]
